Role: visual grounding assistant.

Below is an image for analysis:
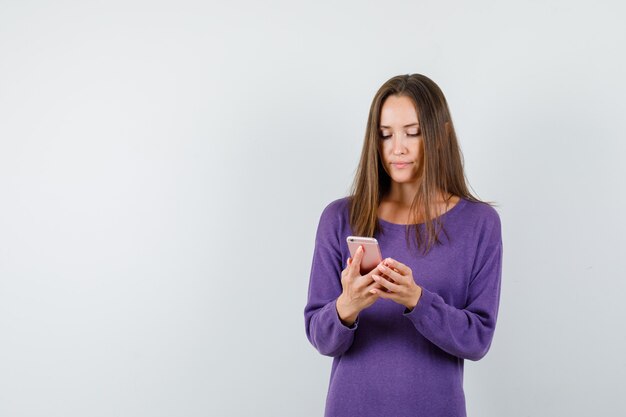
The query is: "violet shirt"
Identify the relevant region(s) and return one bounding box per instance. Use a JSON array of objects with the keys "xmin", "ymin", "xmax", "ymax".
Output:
[{"xmin": 304, "ymin": 196, "xmax": 503, "ymax": 417}]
